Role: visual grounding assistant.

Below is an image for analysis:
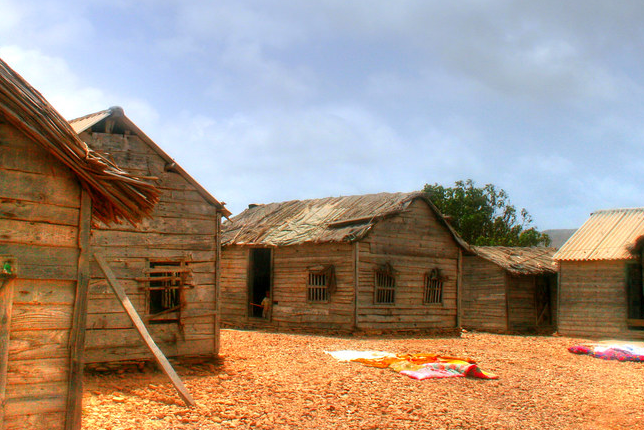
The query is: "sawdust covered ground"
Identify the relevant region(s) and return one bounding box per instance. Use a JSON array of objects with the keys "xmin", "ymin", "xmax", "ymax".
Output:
[{"xmin": 83, "ymin": 329, "xmax": 644, "ymax": 429}]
